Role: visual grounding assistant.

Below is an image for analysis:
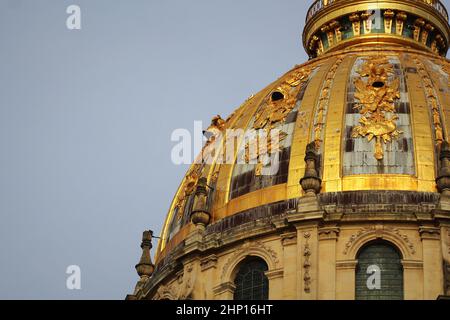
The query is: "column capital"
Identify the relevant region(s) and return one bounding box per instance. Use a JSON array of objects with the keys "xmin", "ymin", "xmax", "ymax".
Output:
[
  {"xmin": 419, "ymin": 226, "xmax": 441, "ymax": 240},
  {"xmin": 318, "ymin": 226, "xmax": 340, "ymax": 240},
  {"xmin": 280, "ymin": 232, "xmax": 297, "ymax": 247},
  {"xmin": 200, "ymin": 254, "xmax": 218, "ymax": 272}
]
